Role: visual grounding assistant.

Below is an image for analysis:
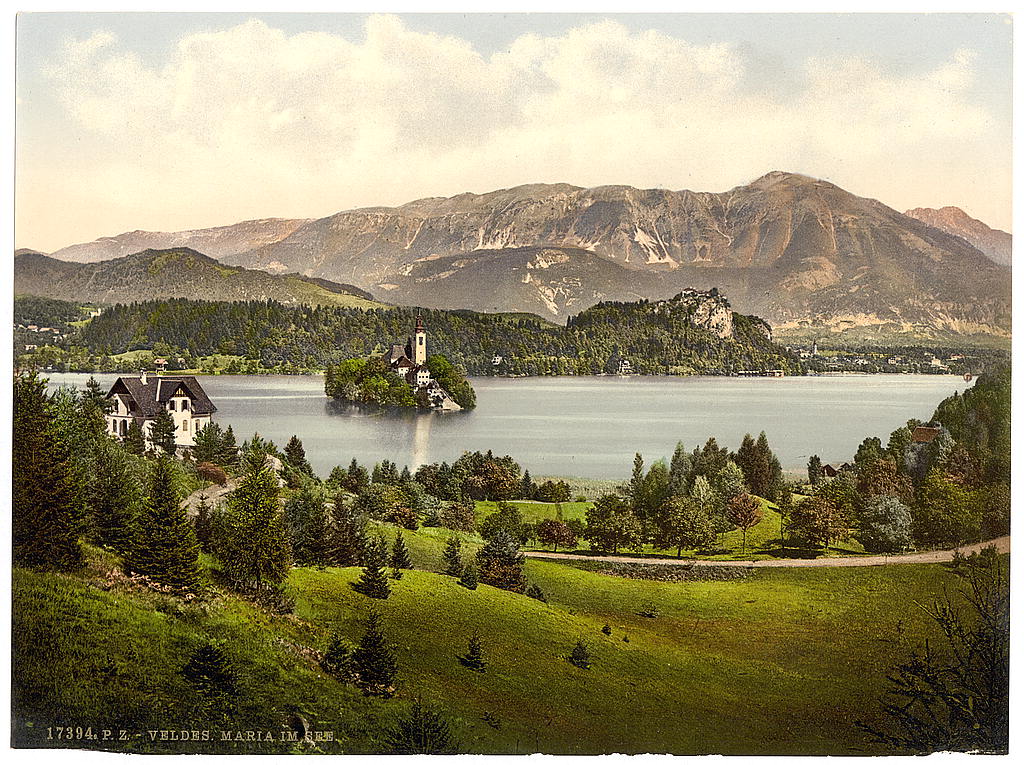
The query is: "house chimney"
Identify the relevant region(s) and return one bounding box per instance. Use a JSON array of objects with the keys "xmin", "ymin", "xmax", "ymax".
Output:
[{"xmin": 140, "ymin": 370, "xmax": 148, "ymax": 385}]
